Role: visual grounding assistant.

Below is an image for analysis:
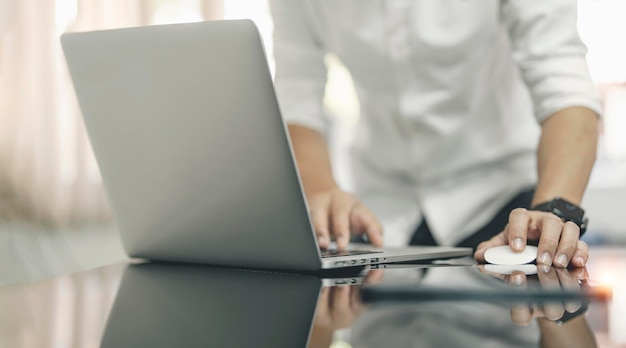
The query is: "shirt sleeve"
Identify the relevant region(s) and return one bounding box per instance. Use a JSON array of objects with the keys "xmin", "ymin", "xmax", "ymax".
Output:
[
  {"xmin": 502, "ymin": 0, "xmax": 602, "ymax": 123},
  {"xmin": 269, "ymin": 0, "xmax": 329, "ymax": 135}
]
